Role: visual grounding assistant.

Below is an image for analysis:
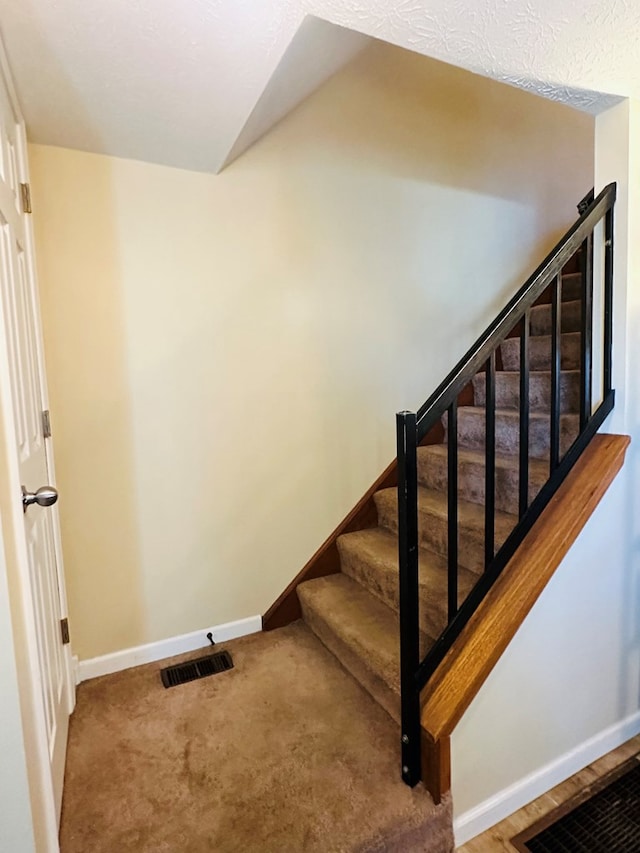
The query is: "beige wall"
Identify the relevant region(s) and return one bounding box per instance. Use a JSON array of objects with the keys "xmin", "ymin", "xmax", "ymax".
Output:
[{"xmin": 29, "ymin": 42, "xmax": 593, "ymax": 660}]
